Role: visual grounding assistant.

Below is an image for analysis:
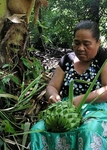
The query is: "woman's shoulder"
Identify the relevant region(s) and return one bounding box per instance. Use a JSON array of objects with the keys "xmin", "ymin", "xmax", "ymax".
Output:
[
  {"xmin": 96, "ymin": 47, "xmax": 107, "ymax": 66},
  {"xmin": 61, "ymin": 51, "xmax": 75, "ymax": 62},
  {"xmin": 67, "ymin": 51, "xmax": 75, "ymax": 59},
  {"xmin": 58, "ymin": 51, "xmax": 75, "ymax": 71}
]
